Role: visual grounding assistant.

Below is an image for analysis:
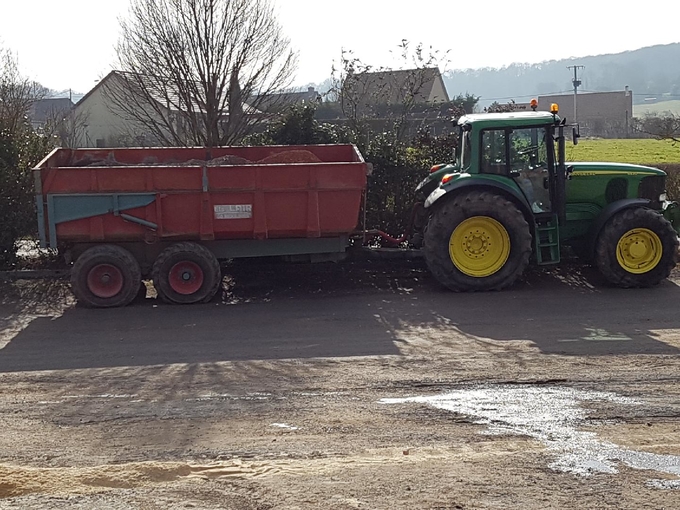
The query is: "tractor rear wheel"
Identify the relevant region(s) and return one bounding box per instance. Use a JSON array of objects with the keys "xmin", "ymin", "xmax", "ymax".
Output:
[
  {"xmin": 595, "ymin": 207, "xmax": 678, "ymax": 288},
  {"xmin": 424, "ymin": 190, "xmax": 533, "ymax": 291},
  {"xmin": 152, "ymin": 242, "xmax": 221, "ymax": 304},
  {"xmin": 71, "ymin": 245, "xmax": 141, "ymax": 308}
]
